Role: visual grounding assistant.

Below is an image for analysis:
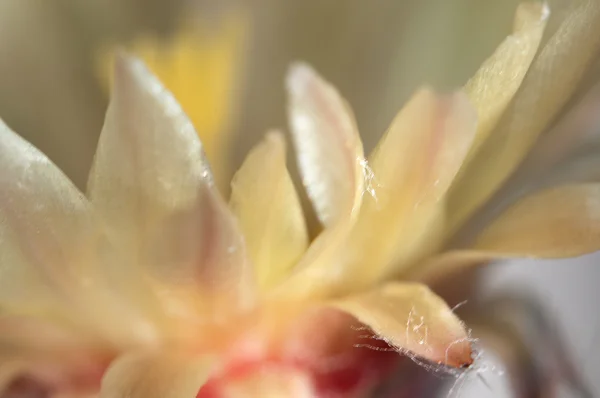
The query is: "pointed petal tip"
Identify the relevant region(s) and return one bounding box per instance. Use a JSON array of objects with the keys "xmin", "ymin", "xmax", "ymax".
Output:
[
  {"xmin": 441, "ymin": 338, "xmax": 474, "ymax": 369},
  {"xmin": 286, "ymin": 62, "xmax": 317, "ymax": 97},
  {"xmin": 264, "ymin": 129, "xmax": 286, "ymax": 147}
]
